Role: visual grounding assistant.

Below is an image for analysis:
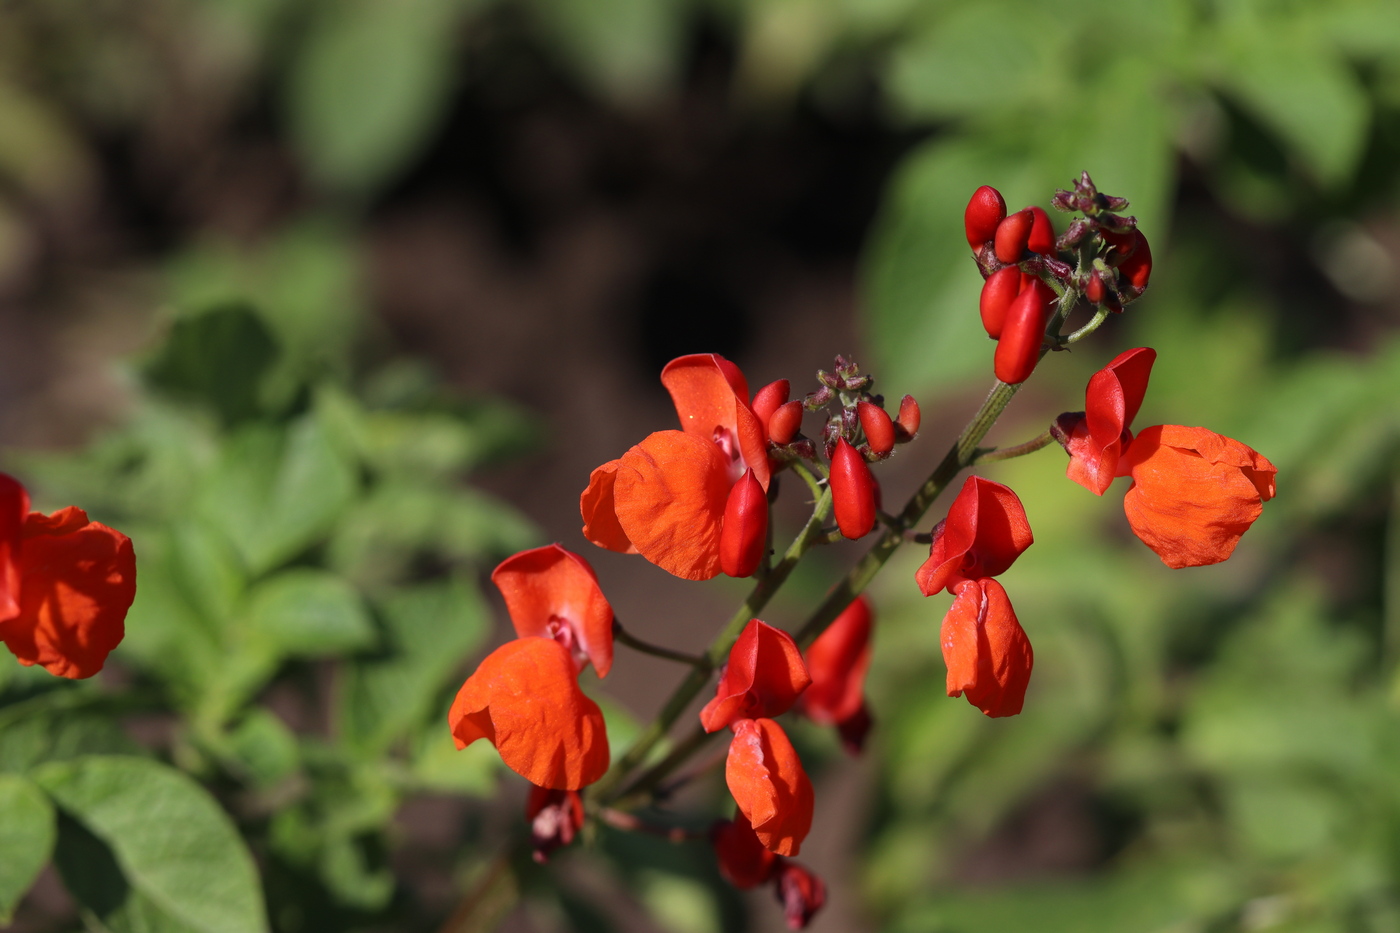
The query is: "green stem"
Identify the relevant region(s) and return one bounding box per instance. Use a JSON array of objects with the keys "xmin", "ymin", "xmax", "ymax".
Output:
[
  {"xmin": 1061, "ymin": 307, "xmax": 1110, "ymax": 345},
  {"xmin": 971, "ymin": 430, "xmax": 1054, "ymax": 465},
  {"xmin": 613, "ymin": 620, "xmax": 707, "ymax": 666},
  {"xmin": 790, "ymin": 460, "xmax": 827, "ymax": 501}
]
